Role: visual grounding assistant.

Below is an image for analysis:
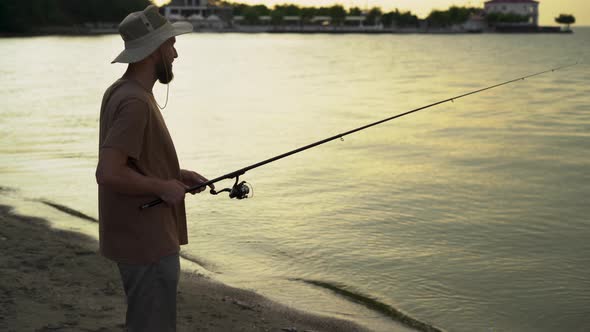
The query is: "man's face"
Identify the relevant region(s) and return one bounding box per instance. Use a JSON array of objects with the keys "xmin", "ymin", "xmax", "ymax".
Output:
[{"xmin": 156, "ymin": 37, "xmax": 178, "ymax": 84}]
